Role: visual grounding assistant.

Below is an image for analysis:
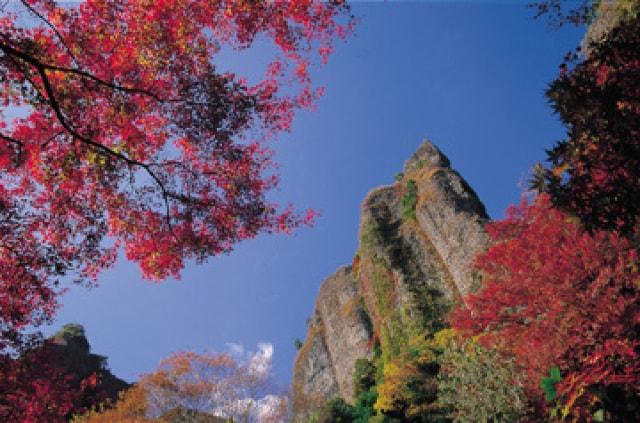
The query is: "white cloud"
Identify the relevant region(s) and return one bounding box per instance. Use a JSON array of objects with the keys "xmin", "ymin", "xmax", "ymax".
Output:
[
  {"xmin": 225, "ymin": 341, "xmax": 274, "ymax": 377},
  {"xmin": 255, "ymin": 394, "xmax": 287, "ymax": 421},
  {"xmin": 222, "ymin": 393, "xmax": 286, "ymax": 423},
  {"xmin": 248, "ymin": 342, "xmax": 274, "ymax": 377},
  {"xmin": 213, "ymin": 343, "xmax": 285, "ymax": 422}
]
